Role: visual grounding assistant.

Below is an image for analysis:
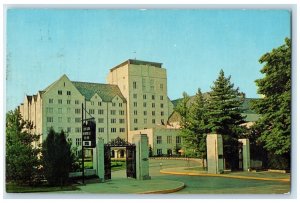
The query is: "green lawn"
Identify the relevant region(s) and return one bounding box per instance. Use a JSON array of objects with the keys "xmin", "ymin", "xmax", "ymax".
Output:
[
  {"xmin": 84, "ymin": 161, "xmax": 126, "ymax": 171},
  {"xmin": 6, "ymin": 183, "xmax": 80, "ymax": 193}
]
